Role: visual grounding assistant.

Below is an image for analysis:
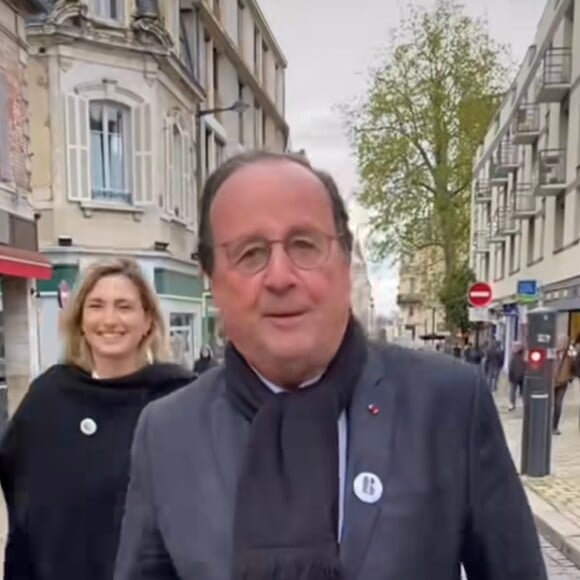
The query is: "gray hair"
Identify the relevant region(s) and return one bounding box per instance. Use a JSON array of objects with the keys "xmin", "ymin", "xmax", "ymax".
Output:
[{"xmin": 197, "ymin": 150, "xmax": 354, "ymax": 275}]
